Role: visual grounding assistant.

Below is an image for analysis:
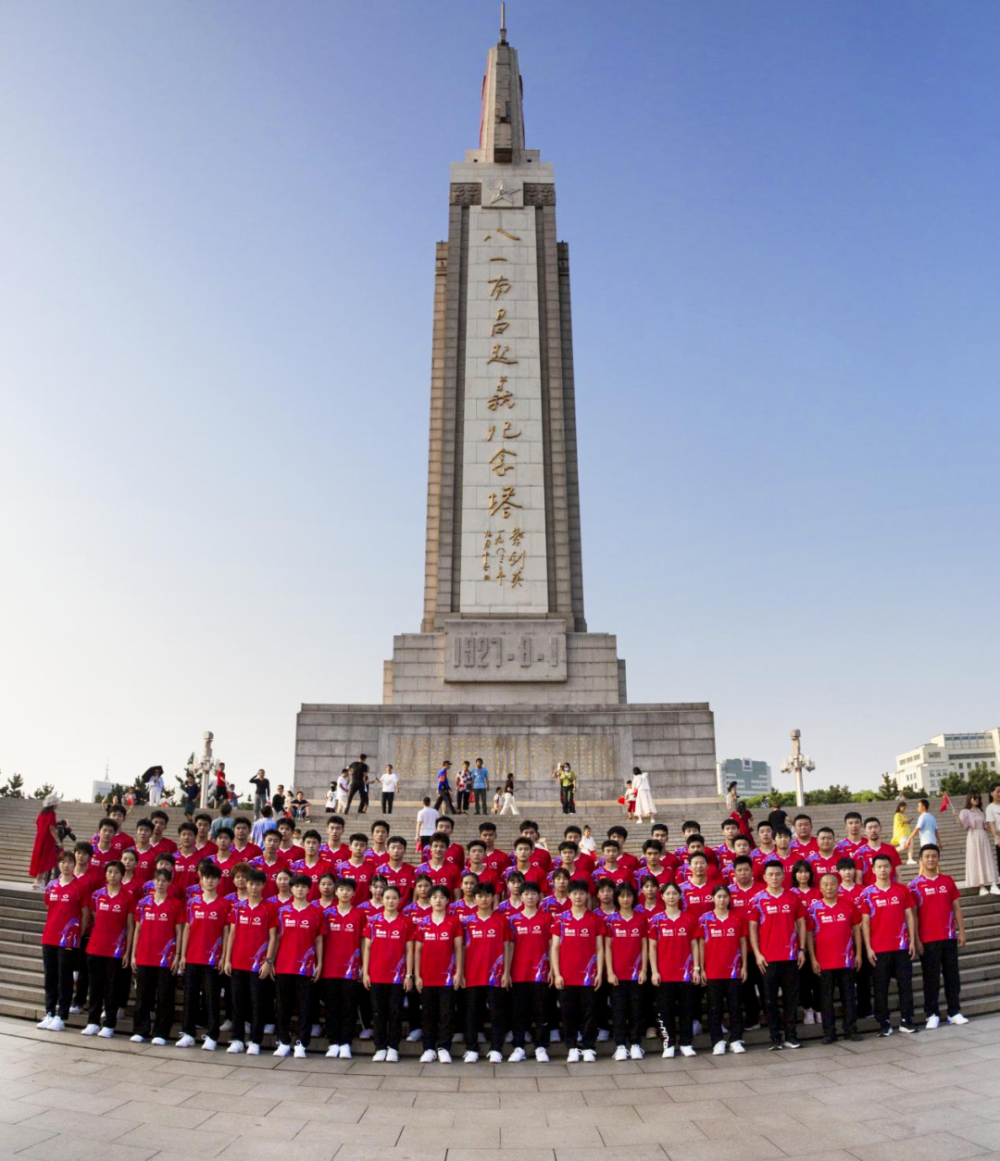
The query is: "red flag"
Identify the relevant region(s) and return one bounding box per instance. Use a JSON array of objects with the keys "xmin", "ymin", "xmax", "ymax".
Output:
[{"xmin": 939, "ymin": 794, "xmax": 950, "ymax": 812}]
